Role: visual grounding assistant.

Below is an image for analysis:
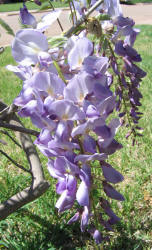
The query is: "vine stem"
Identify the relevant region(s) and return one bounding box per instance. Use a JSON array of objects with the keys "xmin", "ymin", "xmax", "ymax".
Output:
[
  {"xmin": 49, "ymin": 0, "xmax": 64, "ymax": 32},
  {"xmin": 68, "ymin": 0, "xmax": 75, "ymax": 26},
  {"xmin": 70, "ymin": 0, "xmax": 78, "ymax": 23}
]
